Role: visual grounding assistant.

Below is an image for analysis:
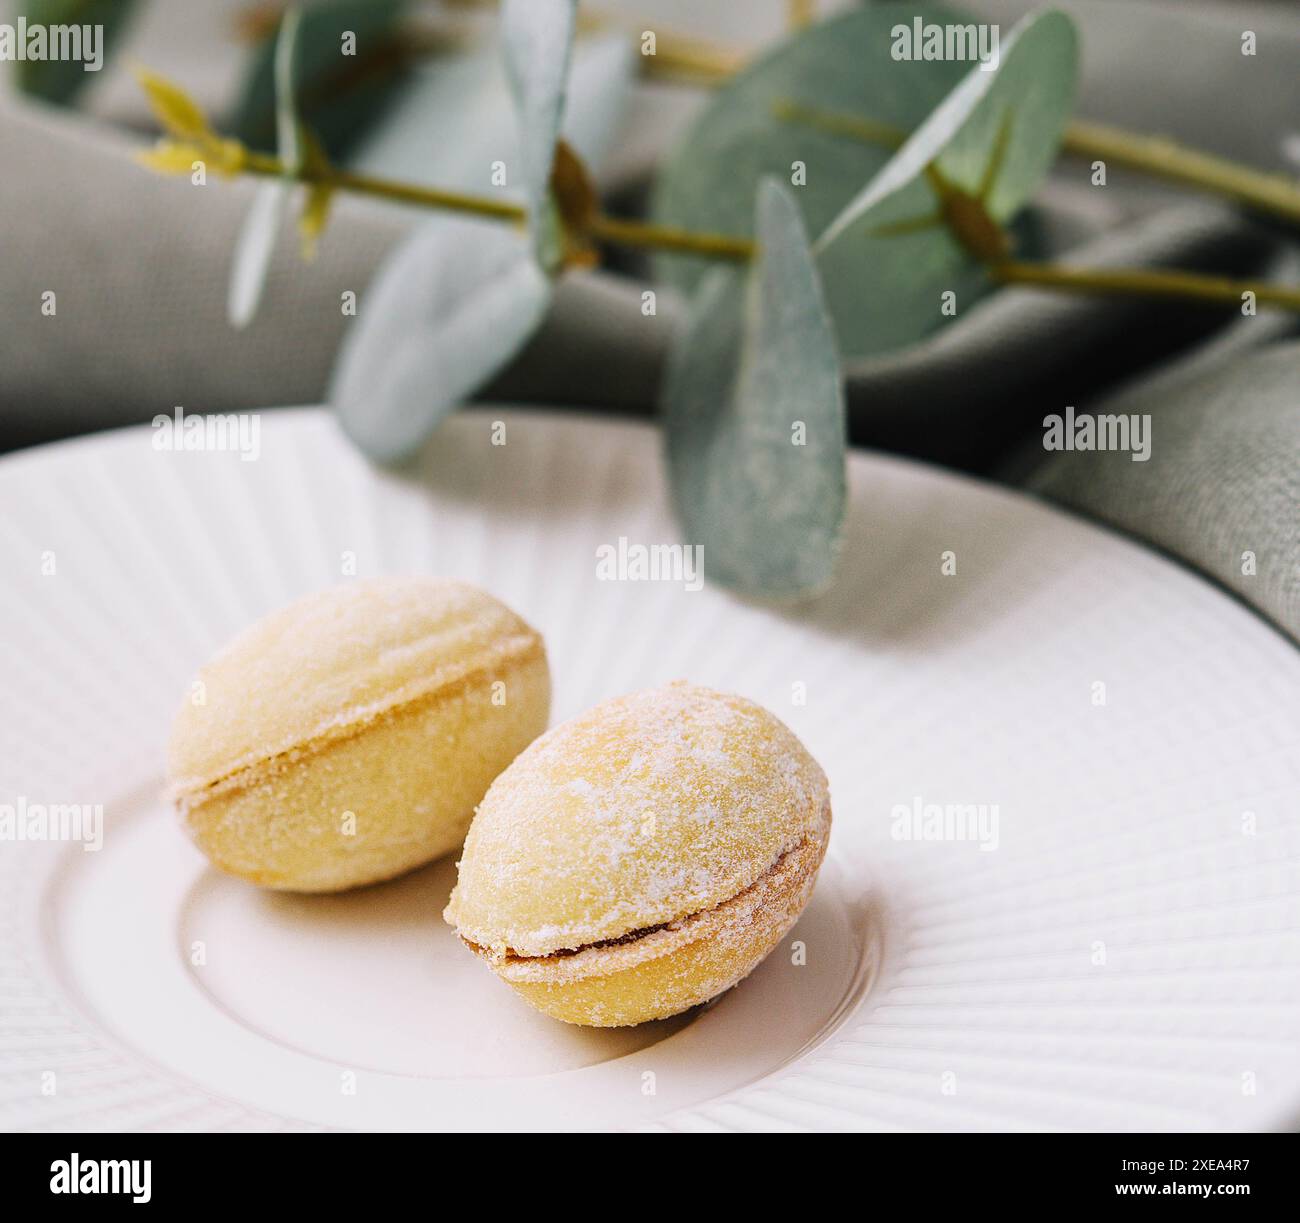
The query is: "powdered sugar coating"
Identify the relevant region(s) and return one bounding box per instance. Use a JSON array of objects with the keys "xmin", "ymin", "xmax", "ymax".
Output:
[
  {"xmin": 168, "ymin": 577, "xmax": 544, "ymax": 796},
  {"xmin": 445, "ymin": 681, "xmax": 830, "ymax": 956}
]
